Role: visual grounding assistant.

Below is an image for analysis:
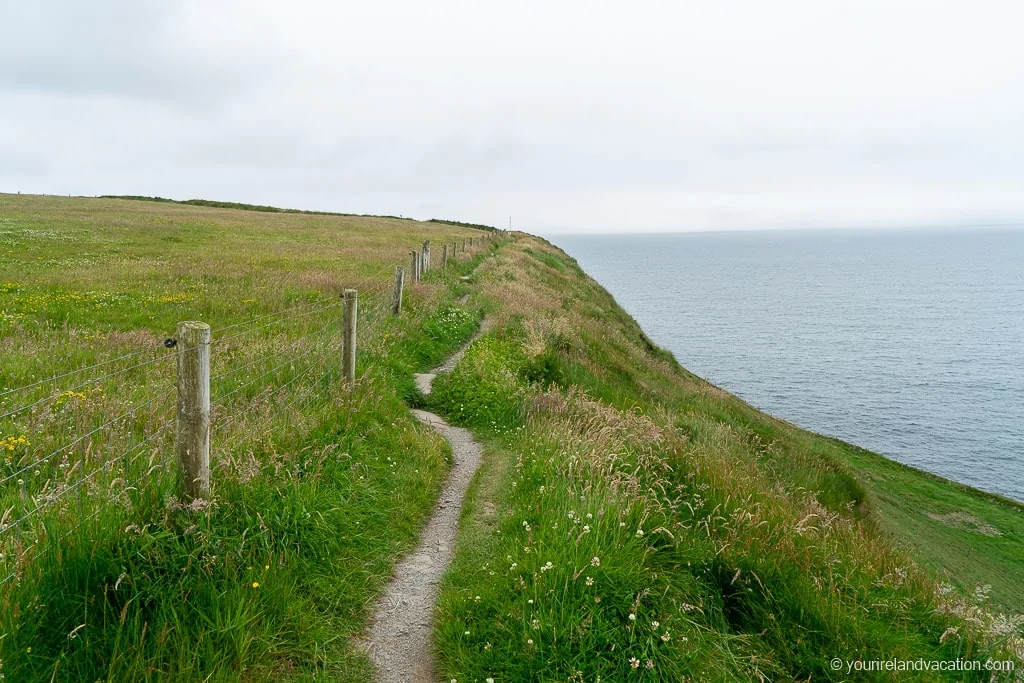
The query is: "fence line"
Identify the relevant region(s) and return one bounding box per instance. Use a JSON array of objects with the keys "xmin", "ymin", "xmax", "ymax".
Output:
[
  {"xmin": 213, "ymin": 299, "xmax": 345, "ymax": 346},
  {"xmin": 0, "ymin": 353, "xmax": 171, "ymax": 422},
  {"xmin": 211, "ymin": 319, "xmax": 339, "ymax": 401},
  {"xmin": 0, "ymin": 390, "xmax": 175, "ymax": 488},
  {"xmin": 0, "ymin": 446, "xmax": 173, "ymax": 588},
  {"xmin": 0, "ymin": 230, "xmax": 505, "ymax": 587},
  {"xmin": 214, "ymin": 295, "xmax": 341, "ymax": 336},
  {"xmin": 0, "ymin": 344, "xmax": 168, "ymax": 400}
]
